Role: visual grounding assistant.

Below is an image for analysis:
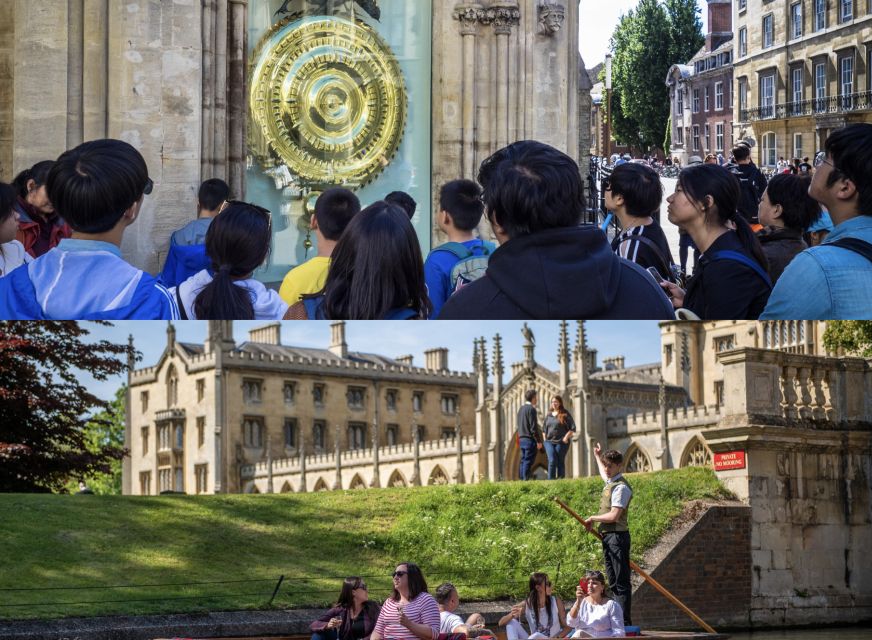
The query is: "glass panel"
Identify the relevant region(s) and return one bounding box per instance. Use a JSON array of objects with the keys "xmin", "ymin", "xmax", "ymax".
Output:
[{"xmin": 246, "ymin": 0, "xmax": 432, "ymax": 282}]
